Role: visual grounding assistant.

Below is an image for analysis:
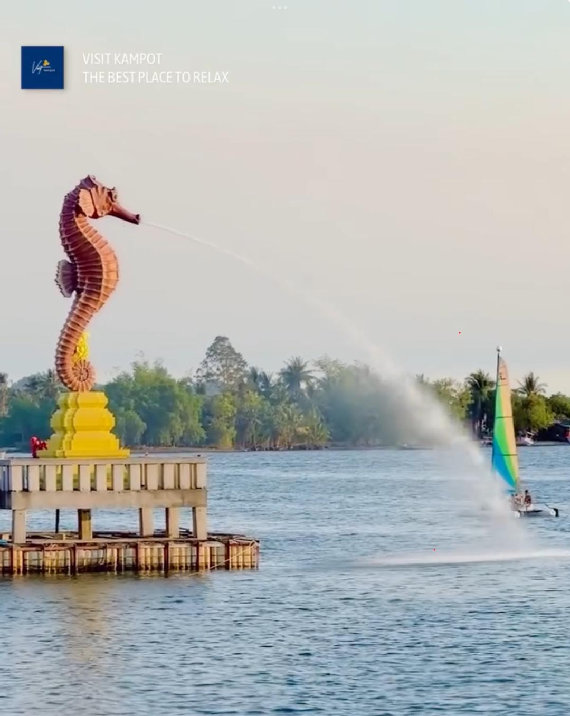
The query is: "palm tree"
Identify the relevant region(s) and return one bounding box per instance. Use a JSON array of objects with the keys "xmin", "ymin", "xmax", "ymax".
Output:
[
  {"xmin": 517, "ymin": 372, "xmax": 546, "ymax": 398},
  {"xmin": 297, "ymin": 408, "xmax": 330, "ymax": 449},
  {"xmin": 280, "ymin": 357, "xmax": 314, "ymax": 403},
  {"xmin": 247, "ymin": 366, "xmax": 260, "ymax": 386},
  {"xmin": 273, "ymin": 403, "xmax": 303, "ymax": 449},
  {"xmin": 258, "ymin": 372, "xmax": 275, "ymax": 400},
  {"xmin": 466, "ymin": 370, "xmax": 494, "ymax": 438},
  {"xmin": 23, "ymin": 370, "xmax": 61, "ymax": 403},
  {"xmin": 247, "ymin": 368, "xmax": 277, "ymax": 401}
]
